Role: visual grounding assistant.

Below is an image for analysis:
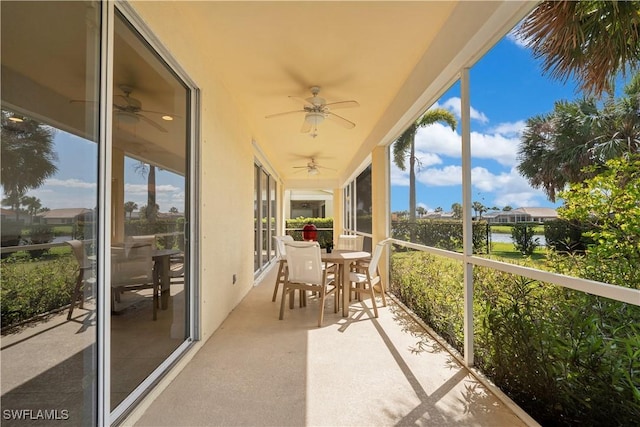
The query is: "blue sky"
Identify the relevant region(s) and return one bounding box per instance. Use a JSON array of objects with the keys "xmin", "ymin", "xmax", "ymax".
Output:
[
  {"xmin": 23, "ymin": 132, "xmax": 184, "ymax": 212},
  {"xmin": 390, "ymin": 31, "xmax": 583, "ymax": 213}
]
